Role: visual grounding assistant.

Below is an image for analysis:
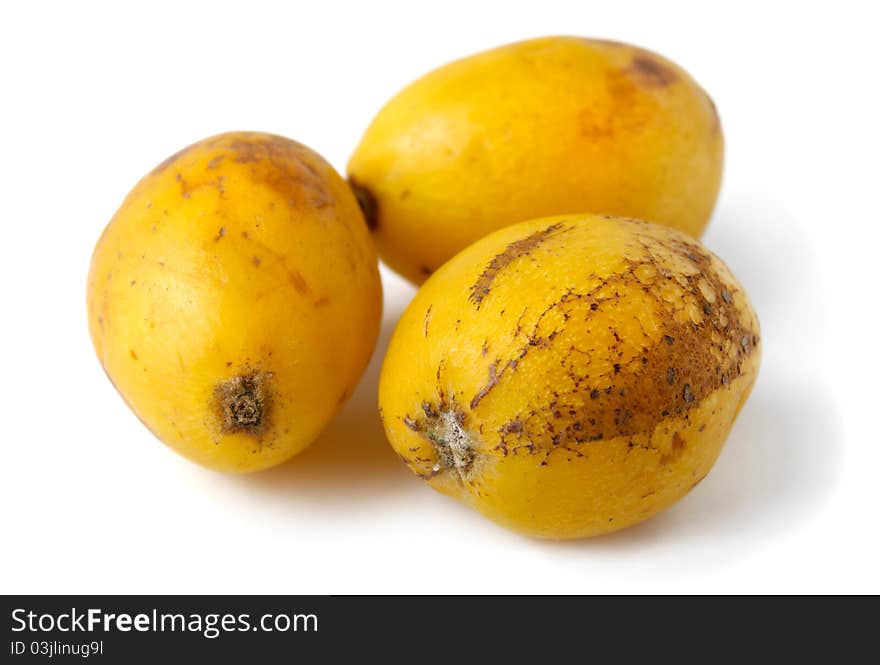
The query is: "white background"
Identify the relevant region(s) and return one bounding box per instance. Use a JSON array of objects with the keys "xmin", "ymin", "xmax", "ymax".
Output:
[{"xmin": 1, "ymin": 0, "xmax": 877, "ymax": 594}]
